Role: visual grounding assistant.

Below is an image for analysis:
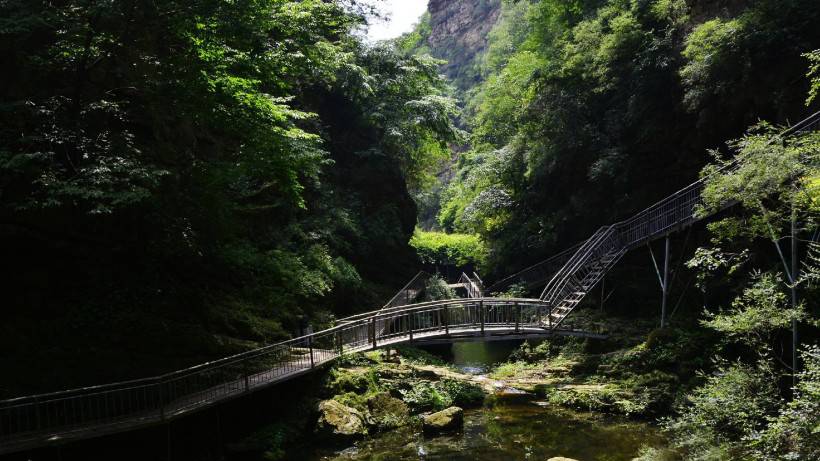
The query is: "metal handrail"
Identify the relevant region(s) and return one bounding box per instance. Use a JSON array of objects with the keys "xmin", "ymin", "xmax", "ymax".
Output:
[
  {"xmin": 540, "ymin": 226, "xmax": 613, "ymax": 301},
  {"xmin": 485, "ymin": 242, "xmax": 582, "ymax": 294},
  {"xmin": 457, "ymin": 272, "xmax": 483, "ymax": 298},
  {"xmin": 0, "ymin": 296, "xmax": 552, "ymax": 453},
  {"xmin": 336, "ymin": 271, "xmax": 432, "ymax": 325},
  {"xmin": 3, "ymin": 112, "xmax": 818, "ymax": 453},
  {"xmin": 539, "ymin": 111, "xmax": 820, "ymax": 322}
]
